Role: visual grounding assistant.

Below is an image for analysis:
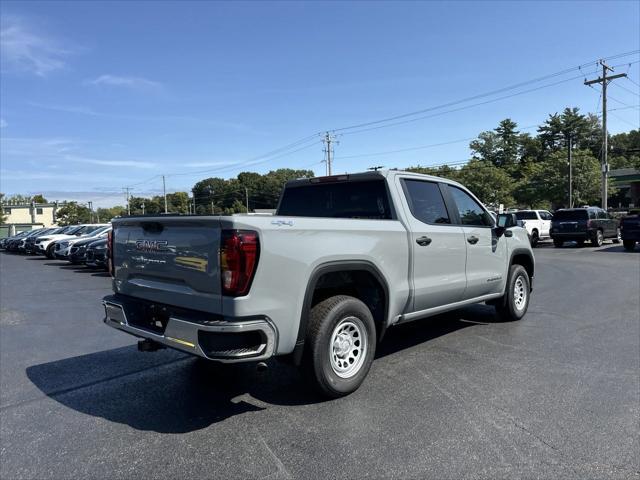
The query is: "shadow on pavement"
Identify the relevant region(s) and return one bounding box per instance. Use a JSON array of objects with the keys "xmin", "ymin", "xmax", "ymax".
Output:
[
  {"xmin": 595, "ymin": 245, "xmax": 638, "ymax": 254},
  {"xmin": 27, "ymin": 307, "xmax": 487, "ymax": 433}
]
